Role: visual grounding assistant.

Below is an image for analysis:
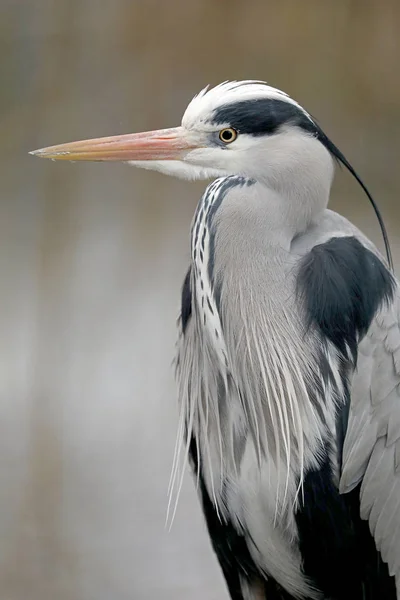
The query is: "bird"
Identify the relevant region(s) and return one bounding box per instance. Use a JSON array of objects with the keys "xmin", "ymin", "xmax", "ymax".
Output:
[{"xmin": 31, "ymin": 80, "xmax": 400, "ymax": 600}]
